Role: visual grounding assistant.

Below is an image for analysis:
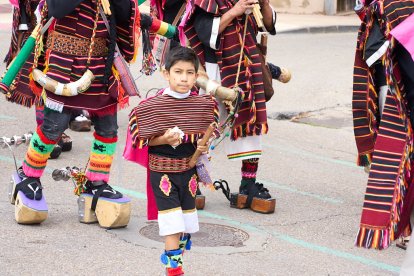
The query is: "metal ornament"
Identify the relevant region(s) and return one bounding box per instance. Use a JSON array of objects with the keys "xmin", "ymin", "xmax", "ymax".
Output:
[{"xmin": 0, "ymin": 132, "xmax": 33, "ymax": 172}]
